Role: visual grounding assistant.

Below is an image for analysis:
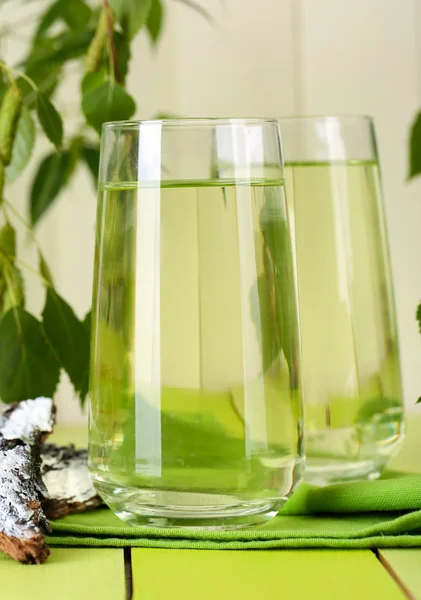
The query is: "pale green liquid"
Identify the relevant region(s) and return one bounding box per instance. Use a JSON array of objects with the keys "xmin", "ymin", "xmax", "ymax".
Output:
[
  {"xmin": 284, "ymin": 161, "xmax": 404, "ymax": 483},
  {"xmin": 89, "ymin": 179, "xmax": 304, "ymax": 527}
]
